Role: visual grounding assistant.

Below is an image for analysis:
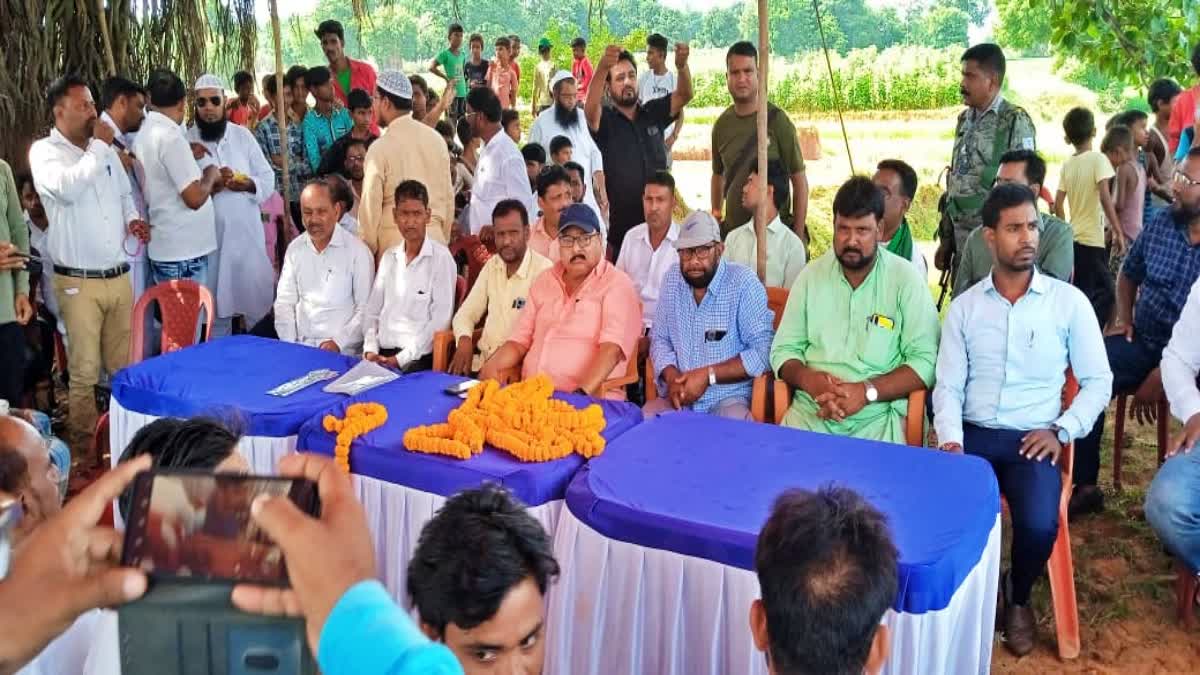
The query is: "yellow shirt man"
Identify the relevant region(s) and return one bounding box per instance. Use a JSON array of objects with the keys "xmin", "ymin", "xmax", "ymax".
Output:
[{"xmin": 452, "ymin": 248, "xmax": 553, "ymax": 370}]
